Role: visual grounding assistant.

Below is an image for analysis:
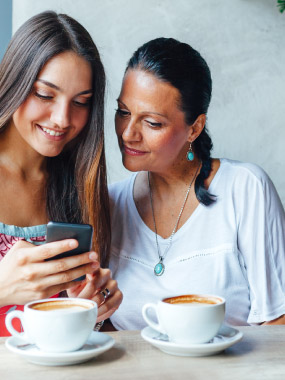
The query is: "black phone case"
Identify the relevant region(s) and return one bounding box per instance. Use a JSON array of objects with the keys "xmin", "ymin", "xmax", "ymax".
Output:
[{"xmin": 46, "ymin": 221, "xmax": 93, "ymax": 281}]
